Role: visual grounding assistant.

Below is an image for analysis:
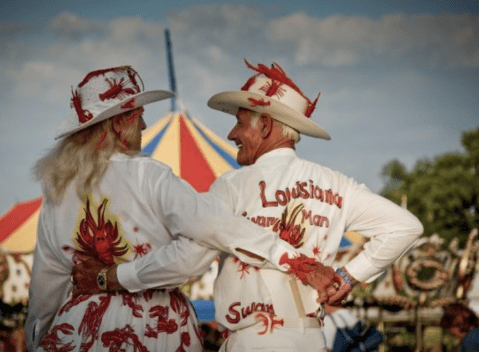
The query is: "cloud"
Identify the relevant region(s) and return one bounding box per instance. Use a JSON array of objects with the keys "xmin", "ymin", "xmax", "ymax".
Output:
[
  {"xmin": 0, "ymin": 21, "xmax": 41, "ymax": 38},
  {"xmin": 0, "ymin": 5, "xmax": 478, "ymax": 213},
  {"xmin": 267, "ymin": 11, "xmax": 479, "ymax": 68},
  {"xmin": 49, "ymin": 11, "xmax": 106, "ymax": 38}
]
